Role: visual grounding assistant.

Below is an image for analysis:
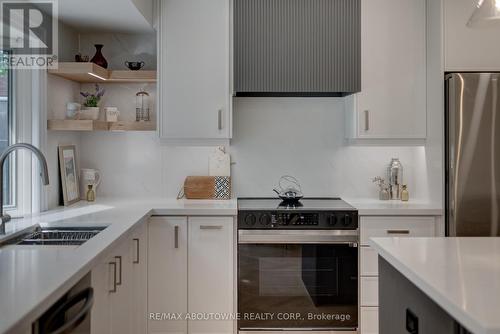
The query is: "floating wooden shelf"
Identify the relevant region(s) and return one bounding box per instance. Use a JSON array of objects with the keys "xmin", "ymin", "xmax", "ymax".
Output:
[
  {"xmin": 48, "ymin": 62, "xmax": 156, "ymax": 83},
  {"xmin": 47, "ymin": 120, "xmax": 156, "ymax": 132}
]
